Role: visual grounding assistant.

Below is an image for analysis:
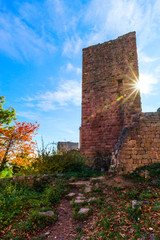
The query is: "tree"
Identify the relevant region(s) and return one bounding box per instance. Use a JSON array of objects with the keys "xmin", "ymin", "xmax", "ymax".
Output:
[
  {"xmin": 0, "ymin": 121, "xmax": 40, "ymax": 171},
  {"xmin": 0, "ymin": 96, "xmax": 16, "ymax": 125}
]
